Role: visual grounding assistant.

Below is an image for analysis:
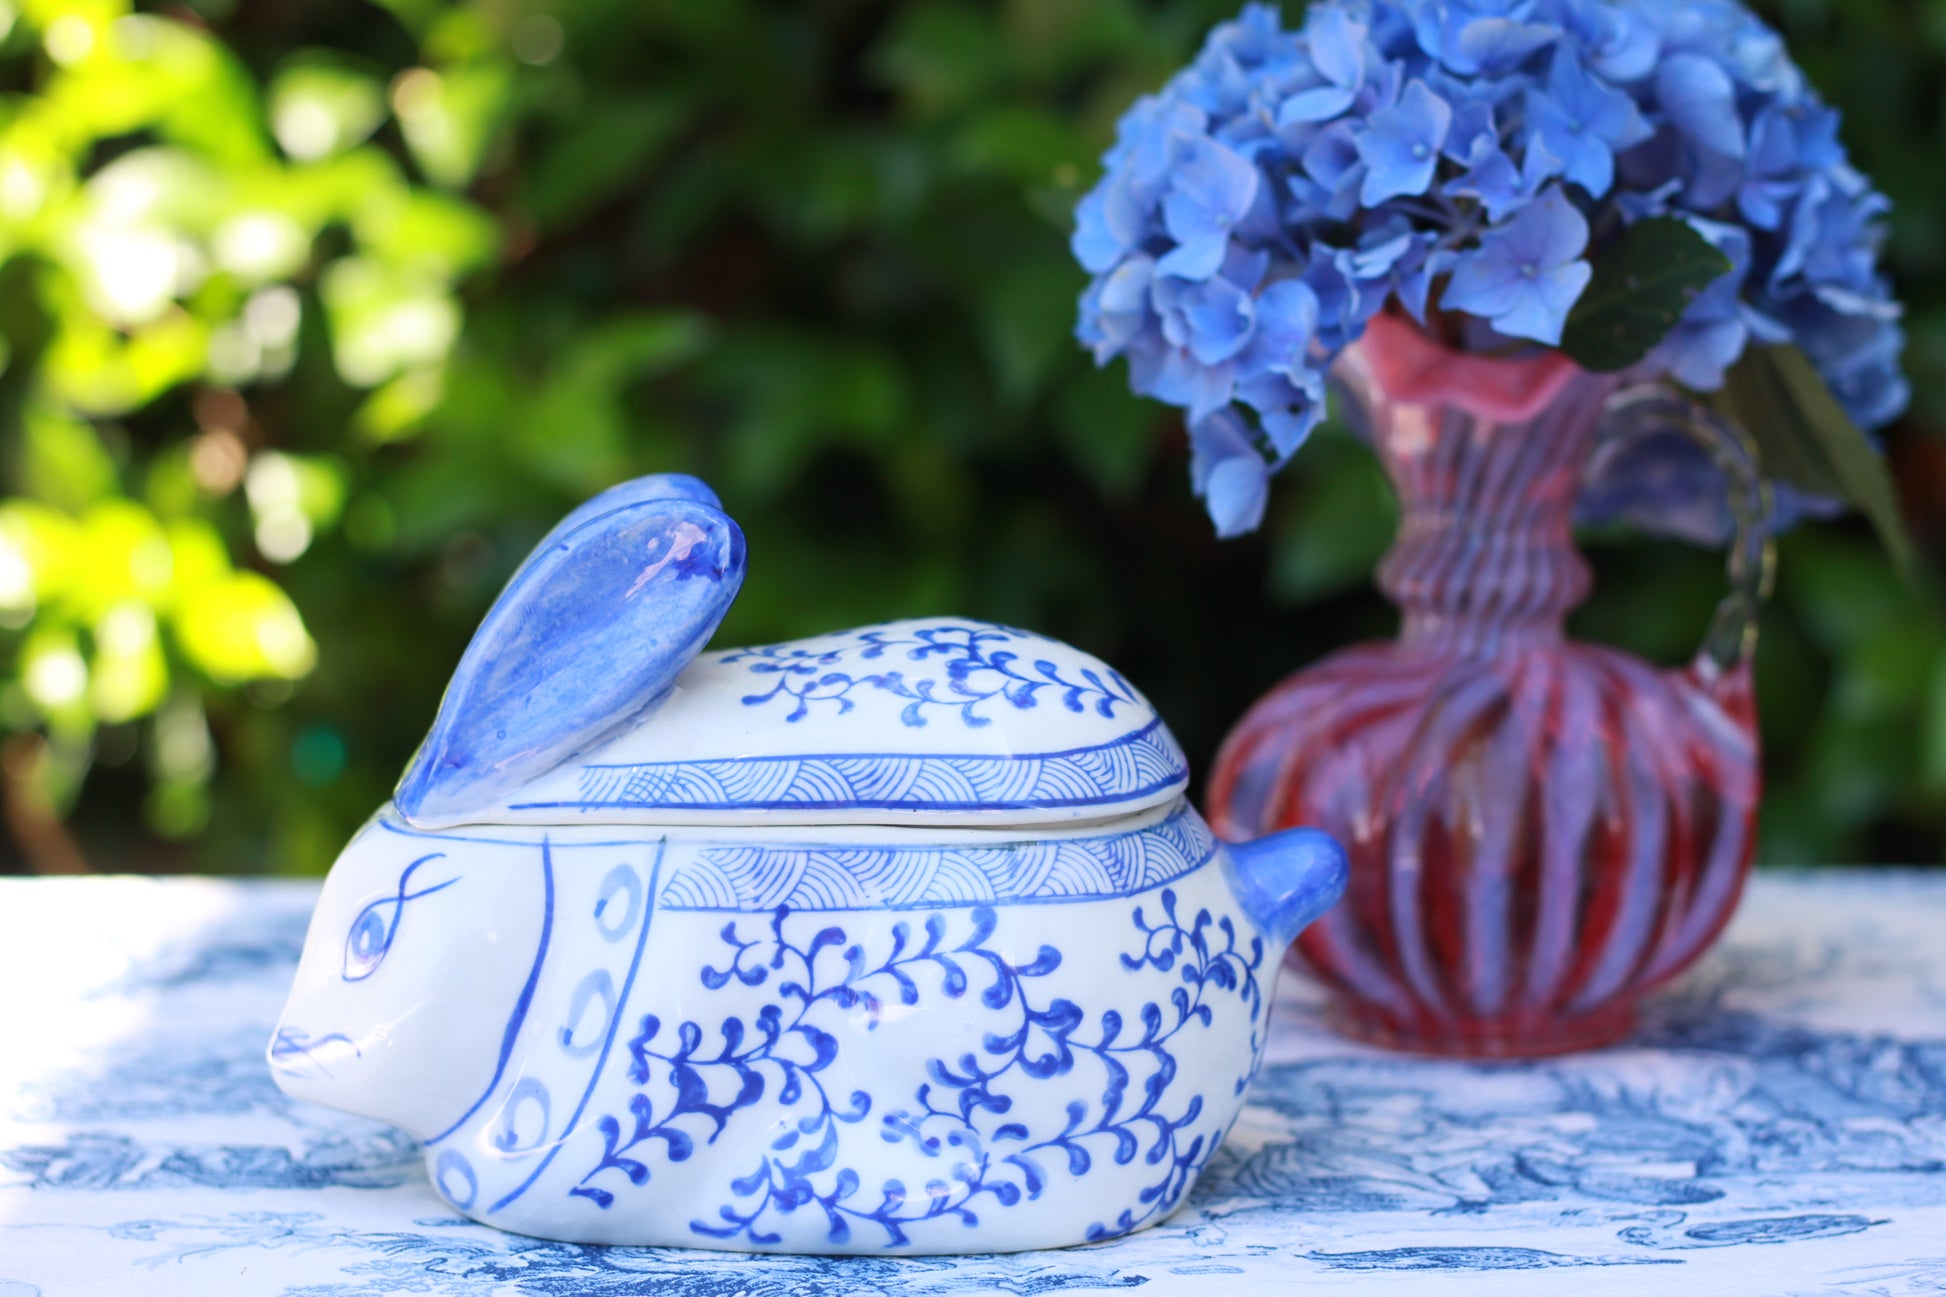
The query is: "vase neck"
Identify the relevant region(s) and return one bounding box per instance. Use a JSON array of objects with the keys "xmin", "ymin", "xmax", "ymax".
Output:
[{"xmin": 1339, "ymin": 315, "xmax": 1620, "ymax": 656}]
